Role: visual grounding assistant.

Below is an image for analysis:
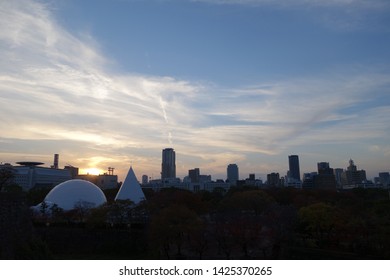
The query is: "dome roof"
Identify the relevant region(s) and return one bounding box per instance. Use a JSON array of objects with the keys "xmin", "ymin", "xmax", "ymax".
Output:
[{"xmin": 44, "ymin": 179, "xmax": 107, "ymax": 210}]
